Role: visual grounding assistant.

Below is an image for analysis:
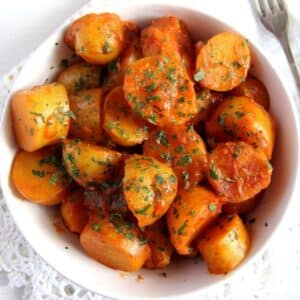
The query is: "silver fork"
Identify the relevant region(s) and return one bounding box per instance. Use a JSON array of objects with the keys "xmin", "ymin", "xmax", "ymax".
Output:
[{"xmin": 254, "ymin": 0, "xmax": 300, "ymax": 92}]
